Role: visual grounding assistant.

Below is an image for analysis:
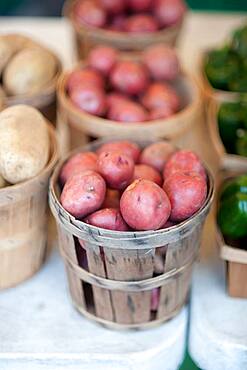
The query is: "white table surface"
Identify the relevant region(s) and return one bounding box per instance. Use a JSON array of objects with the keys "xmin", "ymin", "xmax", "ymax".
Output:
[{"xmin": 0, "ymin": 12, "xmax": 247, "ymax": 370}]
